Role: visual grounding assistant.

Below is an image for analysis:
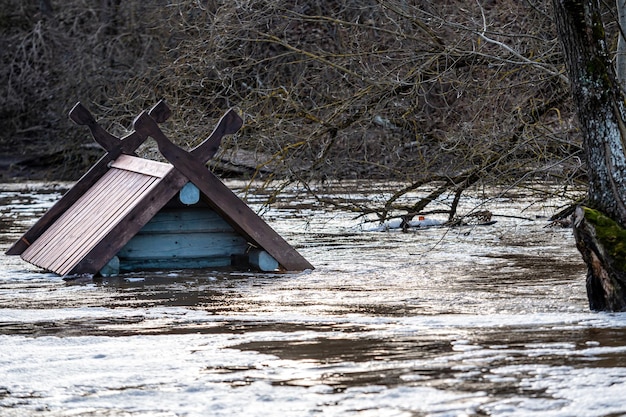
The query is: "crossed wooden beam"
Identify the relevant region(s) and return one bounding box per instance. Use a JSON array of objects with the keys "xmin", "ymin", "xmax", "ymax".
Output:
[{"xmin": 7, "ymin": 101, "xmax": 313, "ymax": 273}]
